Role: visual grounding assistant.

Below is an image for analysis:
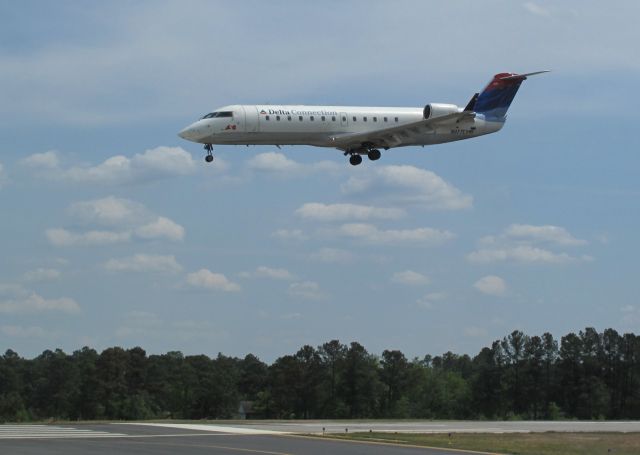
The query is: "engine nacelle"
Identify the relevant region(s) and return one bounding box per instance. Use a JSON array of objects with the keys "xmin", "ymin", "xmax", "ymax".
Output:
[{"xmin": 423, "ymin": 103, "xmax": 460, "ymax": 119}]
